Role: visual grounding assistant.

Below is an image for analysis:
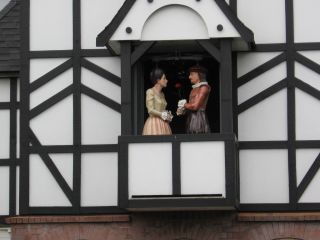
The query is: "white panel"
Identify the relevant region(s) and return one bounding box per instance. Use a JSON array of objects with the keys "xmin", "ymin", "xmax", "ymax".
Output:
[
  {"xmin": 0, "ymin": 0, "xmax": 10, "ymax": 10},
  {"xmin": 30, "ymin": 95, "xmax": 73, "ymax": 145},
  {"xmin": 180, "ymin": 142, "xmax": 225, "ymax": 196},
  {"xmin": 111, "ymin": 0, "xmax": 240, "ymax": 41},
  {"xmin": 238, "ymin": 62, "xmax": 287, "ymax": 104},
  {"xmin": 16, "ymin": 110, "xmax": 19, "ymax": 158},
  {"xmin": 16, "ymin": 167, "xmax": 19, "ymax": 215},
  {"xmin": 294, "ymin": 0, "xmax": 320, "ymax": 43},
  {"xmin": 30, "ymin": 58, "xmax": 69, "ymax": 83},
  {"xmin": 142, "ymin": 5, "xmax": 208, "ymax": 41},
  {"xmin": 0, "ymin": 167, "xmax": 9, "ymax": 215},
  {"xmin": 296, "ymin": 89, "xmax": 320, "ymax": 140},
  {"xmin": 299, "ymin": 51, "xmax": 320, "ymax": 65},
  {"xmin": 299, "ymin": 168, "xmax": 320, "ymax": 203},
  {"xmin": 0, "ymin": 110, "xmax": 10, "ymax": 159},
  {"xmin": 238, "ymin": 90, "xmax": 287, "ymax": 141},
  {"xmin": 0, "ymin": 228, "xmax": 11, "ymax": 240},
  {"xmin": 85, "ymin": 57, "xmax": 121, "ymax": 78},
  {"xmin": 238, "ymin": 0, "xmax": 285, "ymax": 43},
  {"xmin": 237, "ymin": 52, "xmax": 281, "ymax": 78},
  {"xmin": 29, "ymin": 155, "xmax": 71, "ymax": 206},
  {"xmin": 81, "ymin": 95, "xmax": 120, "ymax": 145},
  {"xmin": 0, "ymin": 79, "xmax": 10, "ymax": 102},
  {"xmin": 129, "ymin": 143, "xmax": 172, "ymax": 197},
  {"xmin": 30, "ymin": 69, "xmax": 73, "ymax": 108},
  {"xmin": 296, "ymin": 149, "xmax": 320, "ymax": 185},
  {"xmin": 81, "ymin": 153, "xmax": 118, "ymax": 206},
  {"xmin": 30, "ymin": 0, "xmax": 72, "ymax": 50},
  {"xmin": 81, "ymin": 0, "xmax": 125, "ymax": 49},
  {"xmin": 240, "ymin": 150, "xmax": 289, "ymax": 203},
  {"xmin": 49, "ymin": 154, "xmax": 73, "ymax": 189},
  {"xmin": 295, "ymin": 62, "xmax": 320, "ymax": 91},
  {"xmin": 82, "ymin": 68, "xmax": 120, "ymax": 104}
]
